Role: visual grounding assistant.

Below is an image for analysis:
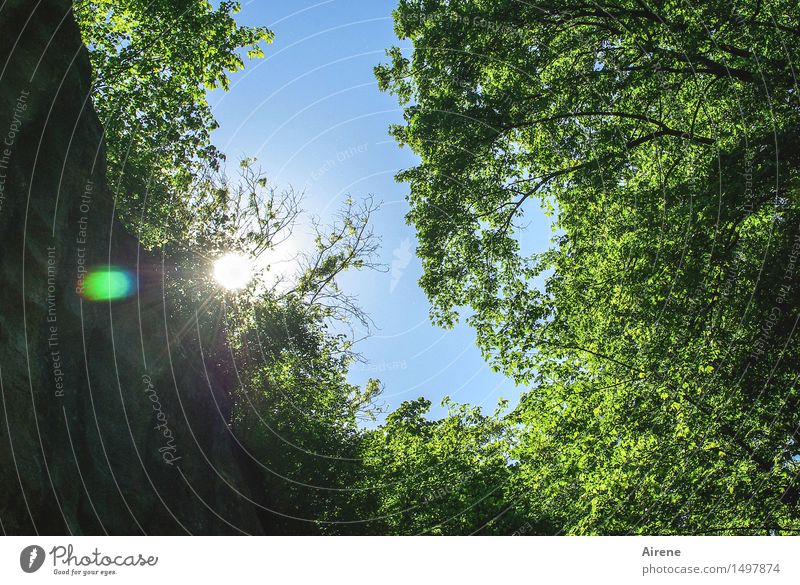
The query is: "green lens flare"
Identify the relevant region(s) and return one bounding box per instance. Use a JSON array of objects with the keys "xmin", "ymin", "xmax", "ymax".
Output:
[{"xmin": 81, "ymin": 267, "xmax": 134, "ymax": 302}]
